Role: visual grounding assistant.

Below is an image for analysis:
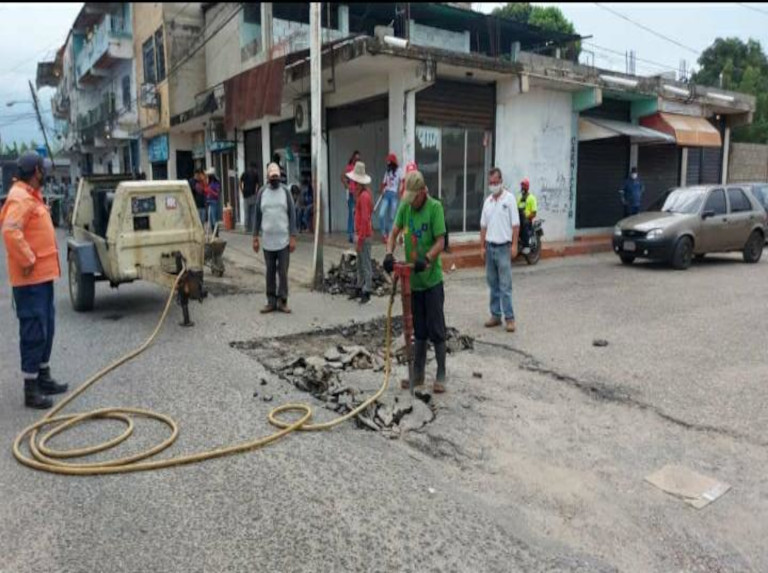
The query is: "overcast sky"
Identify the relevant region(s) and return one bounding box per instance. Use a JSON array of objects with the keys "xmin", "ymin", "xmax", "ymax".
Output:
[{"xmin": 0, "ymin": 3, "xmax": 763, "ymax": 147}]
